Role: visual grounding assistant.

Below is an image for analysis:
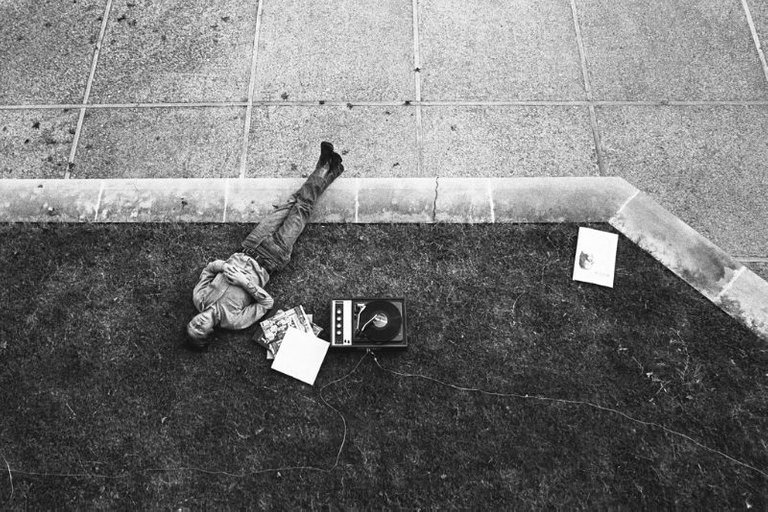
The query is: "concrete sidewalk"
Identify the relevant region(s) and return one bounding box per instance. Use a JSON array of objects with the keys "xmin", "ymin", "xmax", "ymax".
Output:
[{"xmin": 1, "ymin": 0, "xmax": 767, "ymax": 282}]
